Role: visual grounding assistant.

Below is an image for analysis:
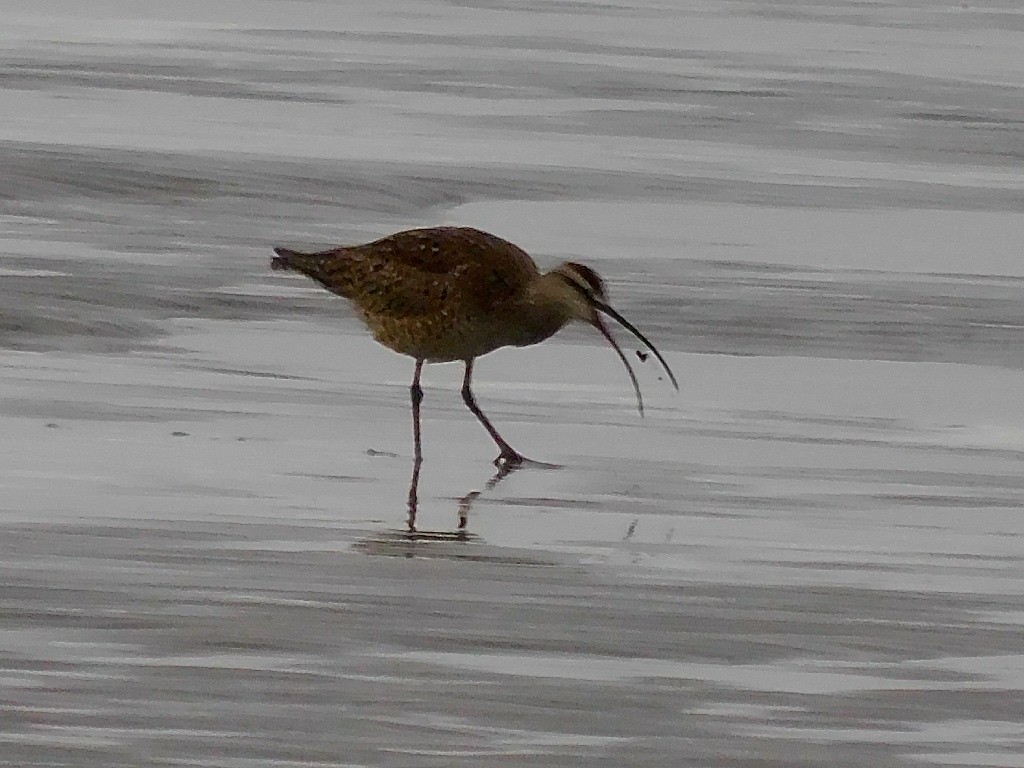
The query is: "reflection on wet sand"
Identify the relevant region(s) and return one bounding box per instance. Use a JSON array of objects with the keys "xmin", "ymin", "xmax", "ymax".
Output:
[
  {"xmin": 351, "ymin": 523, "xmax": 560, "ymax": 566},
  {"xmin": 407, "ymin": 451, "xmax": 521, "ymax": 534},
  {"xmin": 454, "ymin": 461, "xmax": 521, "ymax": 533}
]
